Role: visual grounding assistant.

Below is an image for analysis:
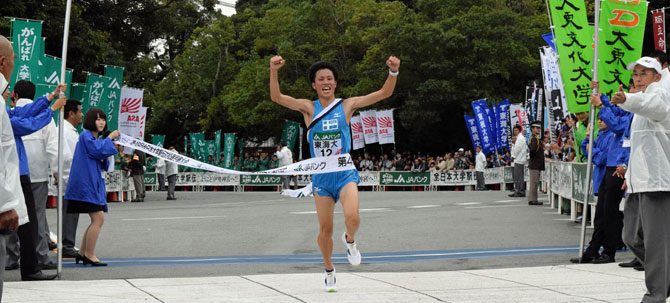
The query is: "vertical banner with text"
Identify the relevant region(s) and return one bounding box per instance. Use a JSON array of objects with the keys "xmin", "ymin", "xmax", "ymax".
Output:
[
  {"xmin": 471, "ymin": 99, "xmax": 495, "ymax": 155},
  {"xmin": 84, "ymin": 73, "xmax": 111, "ymax": 117},
  {"xmin": 549, "ymin": 0, "xmax": 593, "ymax": 113},
  {"xmin": 104, "ymin": 65, "xmax": 124, "ymax": 131},
  {"xmin": 223, "ymin": 133, "xmax": 236, "ymax": 168},
  {"xmin": 350, "ymin": 115, "xmax": 365, "ymax": 150},
  {"xmin": 653, "ymin": 9, "xmax": 666, "ymax": 53},
  {"xmin": 598, "ymin": 0, "xmax": 648, "ymax": 96},
  {"xmin": 280, "ymin": 120, "xmax": 301, "ymax": 151},
  {"xmin": 464, "ymin": 115, "xmax": 482, "ymax": 152},
  {"xmin": 118, "ymin": 87, "xmax": 145, "ymax": 140},
  {"xmin": 360, "ymin": 110, "xmax": 379, "ymax": 144},
  {"xmin": 375, "ymin": 109, "xmax": 395, "ymax": 145},
  {"xmin": 9, "ymin": 19, "xmax": 43, "ymax": 87}
]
